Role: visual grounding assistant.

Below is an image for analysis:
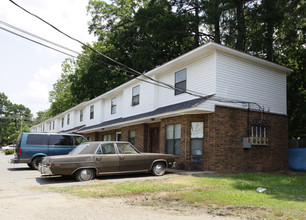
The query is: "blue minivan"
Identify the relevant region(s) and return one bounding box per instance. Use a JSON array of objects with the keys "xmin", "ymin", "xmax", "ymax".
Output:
[{"xmin": 11, "ymin": 132, "xmax": 87, "ymax": 169}]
